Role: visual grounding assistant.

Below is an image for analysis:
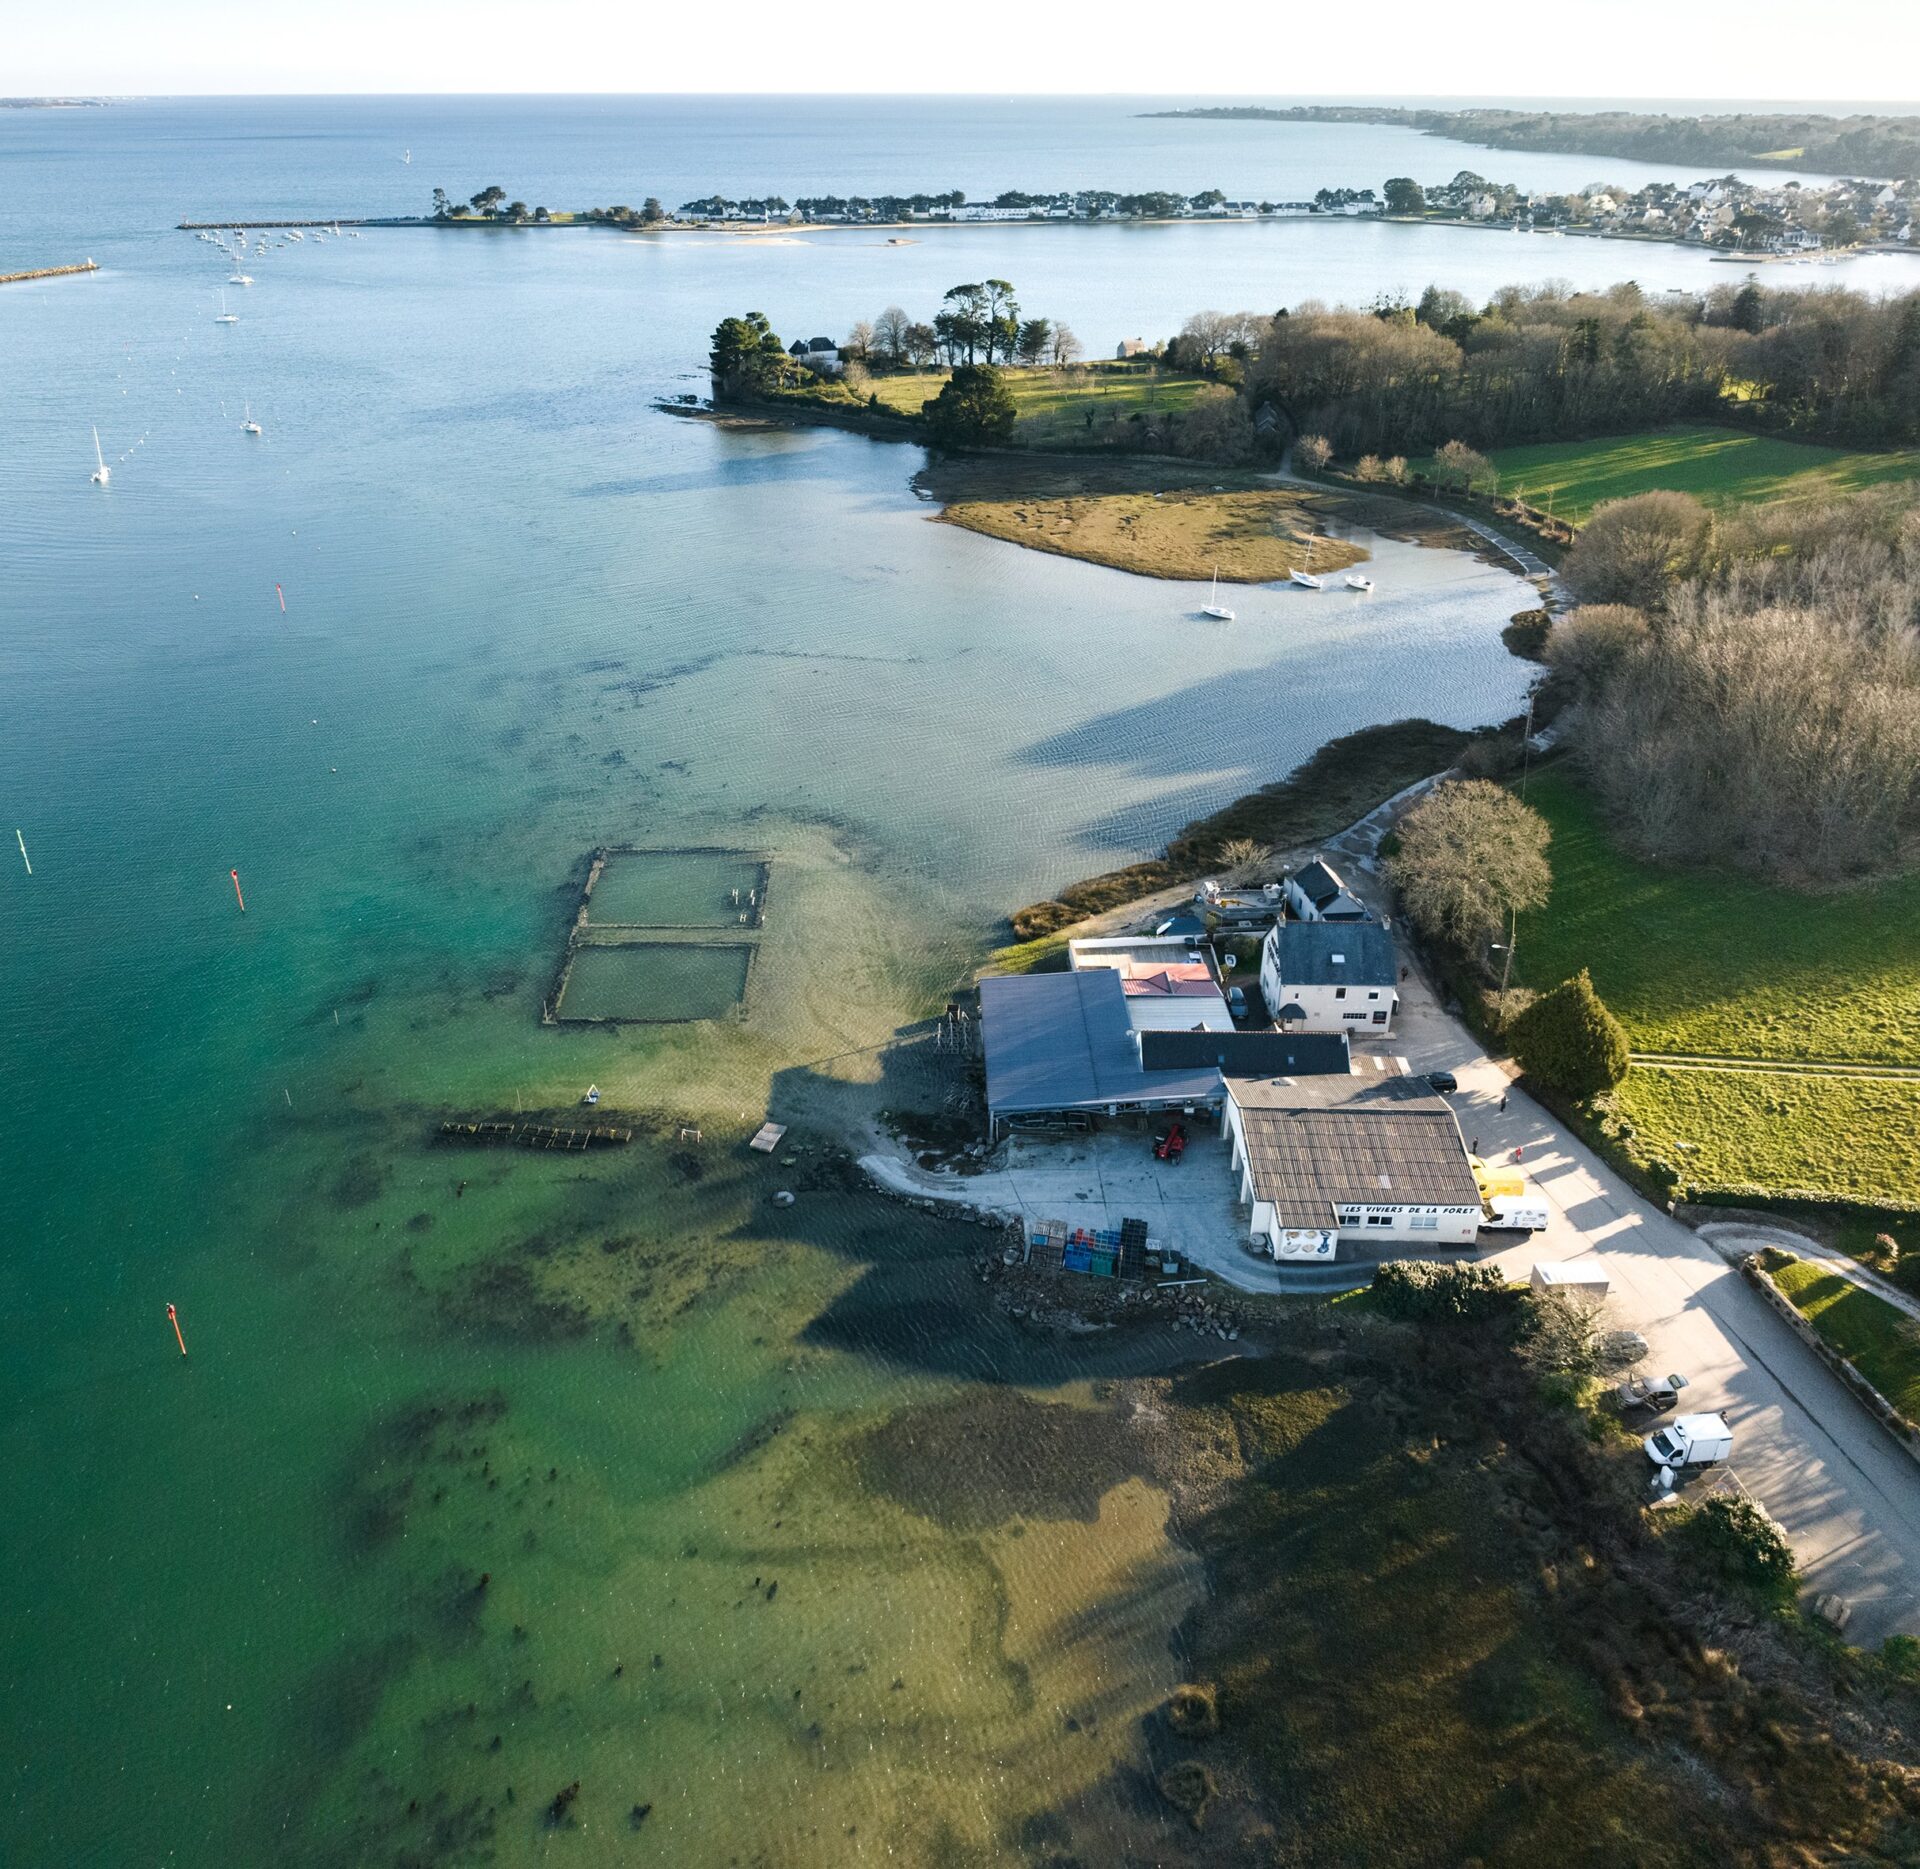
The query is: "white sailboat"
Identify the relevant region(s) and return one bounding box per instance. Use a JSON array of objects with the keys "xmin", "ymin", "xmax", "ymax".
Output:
[
  {"xmin": 401, "ymin": 148, "xmax": 412, "ymax": 165},
  {"xmin": 1344, "ymin": 573, "xmax": 1375, "ymax": 592},
  {"xmin": 241, "ymin": 401, "xmax": 262, "ymax": 436},
  {"xmin": 1289, "ymin": 568, "xmax": 1325, "ymax": 590},
  {"xmin": 1201, "ymin": 565, "xmax": 1235, "ymax": 622},
  {"xmin": 228, "ymin": 270, "xmax": 254, "ymax": 285},
  {"xmin": 214, "ymin": 290, "xmax": 238, "ymax": 324},
  {"xmin": 89, "ymin": 426, "xmax": 110, "ymax": 485}
]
